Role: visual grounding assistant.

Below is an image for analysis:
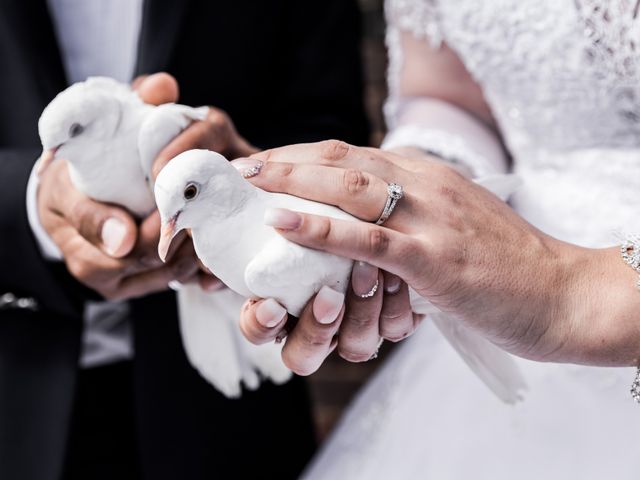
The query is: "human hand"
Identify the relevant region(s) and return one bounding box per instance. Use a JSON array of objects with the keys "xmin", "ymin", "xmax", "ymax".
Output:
[
  {"xmin": 236, "ymin": 140, "xmax": 584, "ymax": 369},
  {"xmin": 35, "ymin": 73, "xmax": 219, "ymax": 300},
  {"xmin": 144, "ymin": 73, "xmax": 259, "ymax": 181},
  {"xmin": 37, "ymin": 156, "xmax": 201, "ymax": 300}
]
